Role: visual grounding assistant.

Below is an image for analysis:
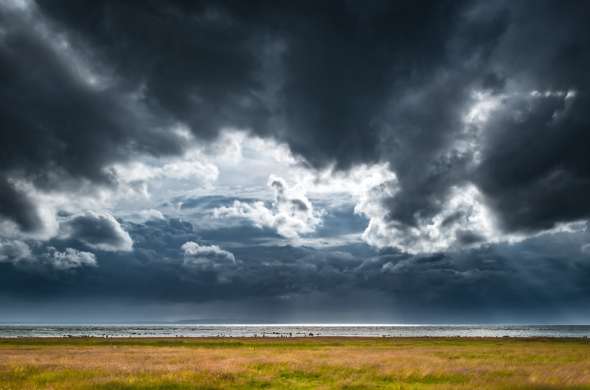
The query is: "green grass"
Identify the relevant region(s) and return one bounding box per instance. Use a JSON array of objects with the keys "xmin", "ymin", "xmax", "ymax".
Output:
[{"xmin": 1, "ymin": 337, "xmax": 590, "ymax": 389}]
